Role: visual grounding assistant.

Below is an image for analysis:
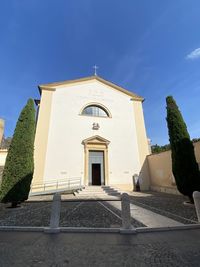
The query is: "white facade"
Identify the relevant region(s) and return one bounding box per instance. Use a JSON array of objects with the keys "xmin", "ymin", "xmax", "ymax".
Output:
[
  {"xmin": 33, "ymin": 76, "xmax": 150, "ymax": 190},
  {"xmin": 0, "ymin": 150, "xmax": 7, "ymax": 166}
]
